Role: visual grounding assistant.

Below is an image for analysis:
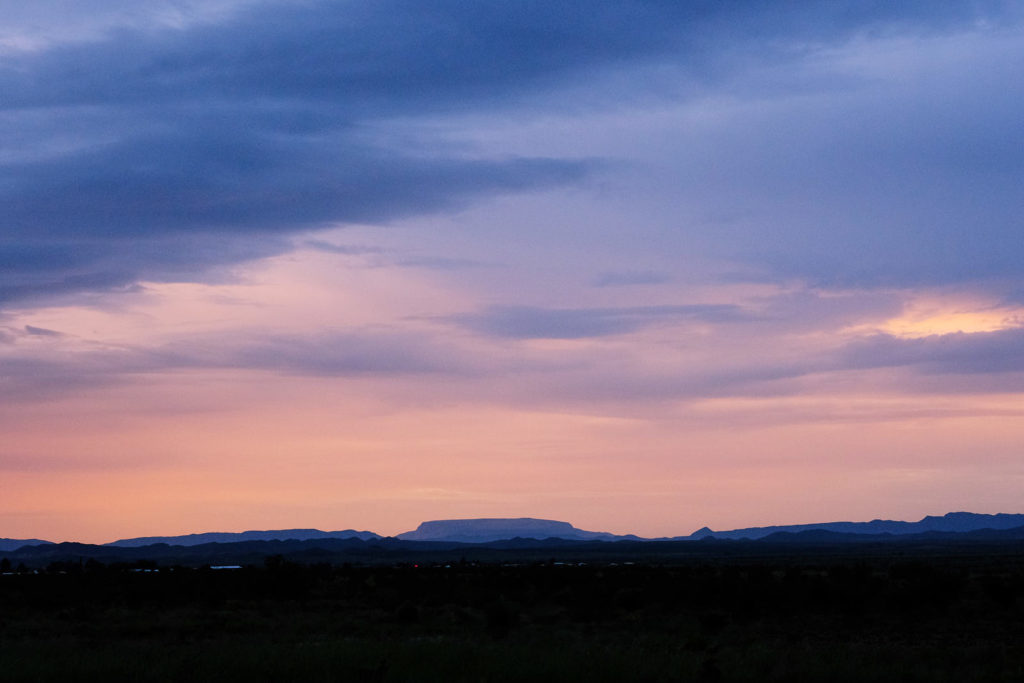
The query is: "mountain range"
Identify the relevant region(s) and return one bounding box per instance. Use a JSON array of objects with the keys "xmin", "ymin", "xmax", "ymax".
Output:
[
  {"xmin": 106, "ymin": 528, "xmax": 381, "ymax": 548},
  {"xmin": 3, "ymin": 512, "xmax": 1024, "ymax": 554},
  {"xmin": 683, "ymin": 511, "xmax": 1024, "ymax": 541},
  {"xmin": 0, "ymin": 538, "xmax": 52, "ymax": 553}
]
